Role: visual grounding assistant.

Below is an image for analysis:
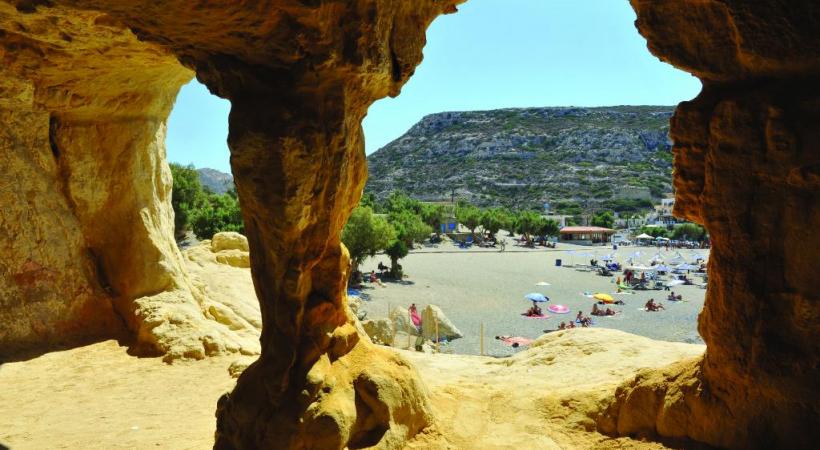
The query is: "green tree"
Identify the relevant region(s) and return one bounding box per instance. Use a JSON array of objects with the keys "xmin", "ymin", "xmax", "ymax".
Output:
[
  {"xmin": 480, "ymin": 208, "xmax": 506, "ymax": 240},
  {"xmin": 591, "ymin": 211, "xmax": 615, "ymax": 229},
  {"xmin": 515, "ymin": 210, "xmax": 542, "ymax": 243},
  {"xmin": 671, "ymin": 223, "xmax": 707, "ymax": 241},
  {"xmin": 385, "ymin": 191, "xmax": 421, "ymax": 215},
  {"xmin": 536, "ymin": 218, "xmax": 560, "ymax": 240},
  {"xmin": 360, "ymin": 192, "xmax": 378, "ymax": 211},
  {"xmin": 384, "ymin": 240, "xmax": 409, "ymax": 279},
  {"xmin": 456, "ymin": 204, "xmax": 482, "ymax": 237},
  {"xmin": 420, "ymin": 203, "xmax": 446, "ymax": 236},
  {"xmin": 191, "ymin": 192, "xmax": 244, "ymax": 240},
  {"xmin": 341, "ymin": 206, "xmax": 395, "ymax": 273},
  {"xmin": 386, "ymin": 209, "xmax": 431, "ymax": 278},
  {"xmin": 169, "ymin": 163, "xmax": 207, "ymax": 238}
]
